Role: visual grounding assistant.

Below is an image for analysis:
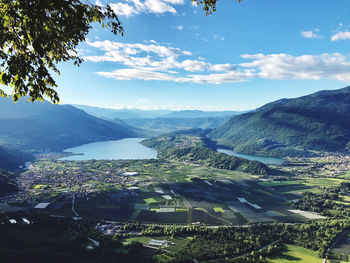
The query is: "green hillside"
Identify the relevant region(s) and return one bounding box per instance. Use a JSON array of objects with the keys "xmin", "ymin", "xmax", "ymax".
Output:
[
  {"xmin": 0, "ymin": 98, "xmax": 139, "ymax": 151},
  {"xmin": 142, "ymin": 133, "xmax": 271, "ymax": 175},
  {"xmin": 210, "ymin": 86, "xmax": 350, "ymax": 157},
  {"xmin": 122, "ymin": 116, "xmax": 230, "ymax": 135}
]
